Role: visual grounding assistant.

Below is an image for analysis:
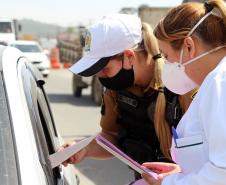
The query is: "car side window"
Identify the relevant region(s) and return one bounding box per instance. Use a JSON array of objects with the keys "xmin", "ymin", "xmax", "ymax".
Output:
[
  {"xmin": 36, "ymin": 96, "xmax": 63, "ymax": 183},
  {"xmin": 20, "ymin": 59, "xmax": 62, "ymax": 184},
  {"xmin": 37, "ymin": 87, "xmax": 59, "ymax": 150}
]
